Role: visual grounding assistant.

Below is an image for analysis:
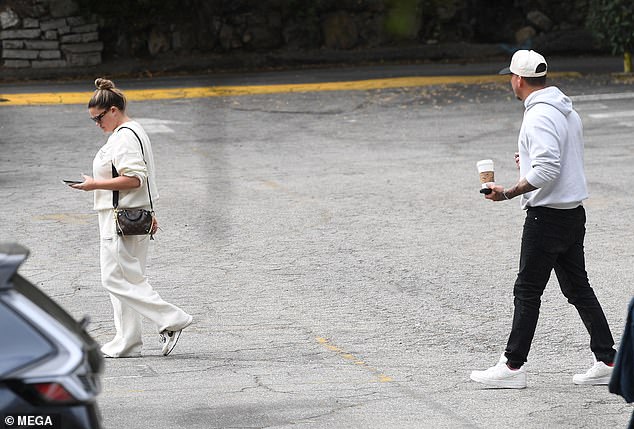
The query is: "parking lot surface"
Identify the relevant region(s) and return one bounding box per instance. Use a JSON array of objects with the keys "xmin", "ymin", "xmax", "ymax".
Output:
[{"xmin": 1, "ymin": 65, "xmax": 633, "ymax": 428}]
